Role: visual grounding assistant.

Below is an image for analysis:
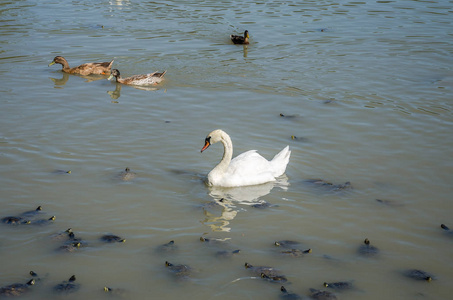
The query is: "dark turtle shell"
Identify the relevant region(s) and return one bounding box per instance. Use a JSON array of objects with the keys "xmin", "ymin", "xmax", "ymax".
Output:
[
  {"xmin": 305, "ymin": 179, "xmax": 352, "ymax": 191},
  {"xmin": 0, "ymin": 279, "xmax": 34, "ymax": 297},
  {"xmin": 156, "ymin": 240, "xmax": 178, "ymax": 253},
  {"xmin": 260, "ymin": 273, "xmax": 288, "ymax": 283},
  {"xmin": 120, "ymin": 167, "xmax": 136, "ymax": 181},
  {"xmin": 54, "ymin": 275, "xmax": 80, "ymax": 293},
  {"xmin": 51, "ymin": 228, "xmax": 73, "ymax": 241},
  {"xmin": 403, "ymin": 269, "xmax": 434, "ymax": 282},
  {"xmin": 100, "ymin": 234, "xmax": 126, "ymax": 243},
  {"xmin": 245, "ymin": 262, "xmax": 283, "ymax": 278},
  {"xmin": 280, "ymin": 286, "xmax": 302, "ymax": 300},
  {"xmin": 30, "ymin": 216, "xmax": 56, "ymax": 226},
  {"xmin": 165, "ymin": 261, "xmax": 191, "ymax": 278},
  {"xmin": 21, "ymin": 206, "xmax": 44, "ymax": 218},
  {"xmin": 358, "ymin": 238, "xmax": 379, "ymax": 256},
  {"xmin": 2, "ymin": 216, "xmax": 30, "ymax": 225},
  {"xmin": 215, "ymin": 249, "xmax": 240, "ymax": 258},
  {"xmin": 274, "ymin": 240, "xmax": 300, "ymax": 248},
  {"xmin": 309, "ymin": 288, "xmax": 338, "ymax": 300},
  {"xmin": 323, "ymin": 281, "xmax": 354, "ymax": 290},
  {"xmin": 280, "ymin": 248, "xmax": 312, "ymax": 257}
]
